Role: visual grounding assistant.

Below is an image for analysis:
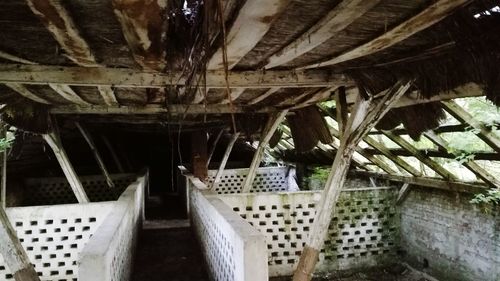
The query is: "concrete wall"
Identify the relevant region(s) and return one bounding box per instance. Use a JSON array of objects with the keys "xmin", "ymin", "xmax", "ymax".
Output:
[
  {"xmin": 188, "ymin": 176, "xmax": 268, "ymax": 281},
  {"xmin": 400, "ymin": 187, "xmax": 500, "ymax": 281},
  {"xmin": 219, "ymin": 187, "xmax": 400, "ymax": 277}
]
